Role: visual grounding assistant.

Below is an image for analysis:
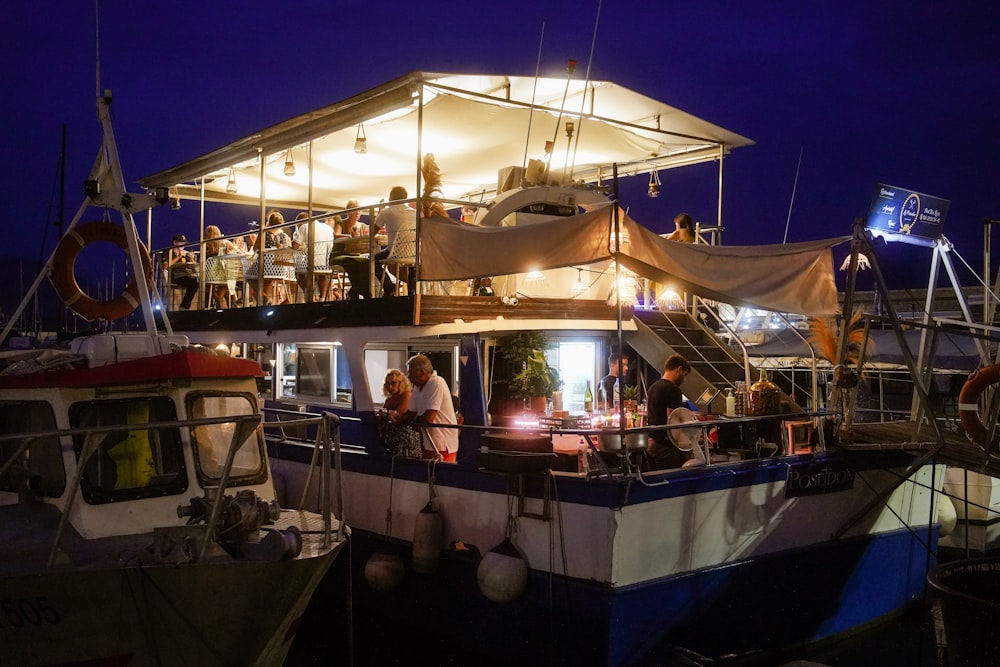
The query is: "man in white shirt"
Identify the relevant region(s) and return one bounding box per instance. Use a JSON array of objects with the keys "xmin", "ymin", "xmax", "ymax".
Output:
[
  {"xmin": 374, "ymin": 185, "xmax": 416, "ymax": 296},
  {"xmin": 404, "ymin": 354, "xmax": 459, "ymax": 461}
]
